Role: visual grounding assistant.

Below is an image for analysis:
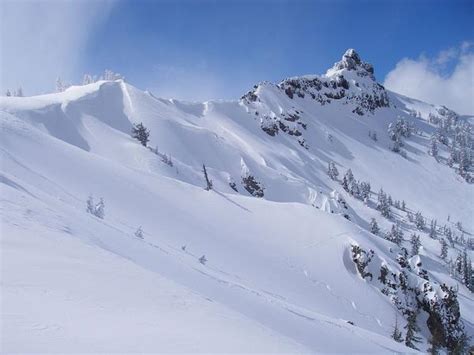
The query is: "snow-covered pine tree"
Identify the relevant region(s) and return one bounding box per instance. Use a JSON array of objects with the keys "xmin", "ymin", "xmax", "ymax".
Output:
[
  {"xmin": 131, "ymin": 123, "xmax": 150, "ymax": 147},
  {"xmin": 377, "ymin": 189, "xmax": 391, "ymax": 219},
  {"xmin": 429, "ymin": 135, "xmax": 439, "ymax": 158},
  {"xmin": 327, "ymin": 161, "xmax": 339, "ymax": 180},
  {"xmin": 15, "ymin": 87, "xmax": 23, "ymax": 97},
  {"xmin": 82, "ymin": 74, "xmax": 94, "ymax": 85},
  {"xmin": 102, "ymin": 69, "xmax": 124, "ymax": 81},
  {"xmin": 414, "ymin": 211, "xmax": 425, "ymax": 230},
  {"xmin": 462, "ymin": 250, "xmax": 473, "ymax": 291},
  {"xmin": 86, "ymin": 195, "xmax": 95, "ymax": 214},
  {"xmin": 369, "ymin": 218, "xmax": 380, "ymax": 235},
  {"xmin": 95, "ymin": 198, "xmax": 105, "ymax": 219},
  {"xmin": 199, "ymin": 255, "xmax": 207, "ymax": 265},
  {"xmin": 429, "ymin": 219, "xmax": 437, "ymax": 239},
  {"xmin": 342, "ymin": 169, "xmax": 354, "ymax": 192},
  {"xmin": 404, "ymin": 311, "xmax": 421, "ymax": 350},
  {"xmin": 440, "ymin": 238, "xmax": 448, "ymax": 260},
  {"xmin": 410, "ymin": 233, "xmax": 421, "ymax": 256},
  {"xmin": 5, "ymin": 89, "xmax": 11, "ymax": 96},
  {"xmin": 350, "ymin": 179, "xmax": 360, "ymax": 198},
  {"xmin": 56, "ymin": 77, "xmax": 66, "ymax": 93},
  {"xmin": 387, "ymin": 223, "xmax": 403, "ymax": 246}
]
